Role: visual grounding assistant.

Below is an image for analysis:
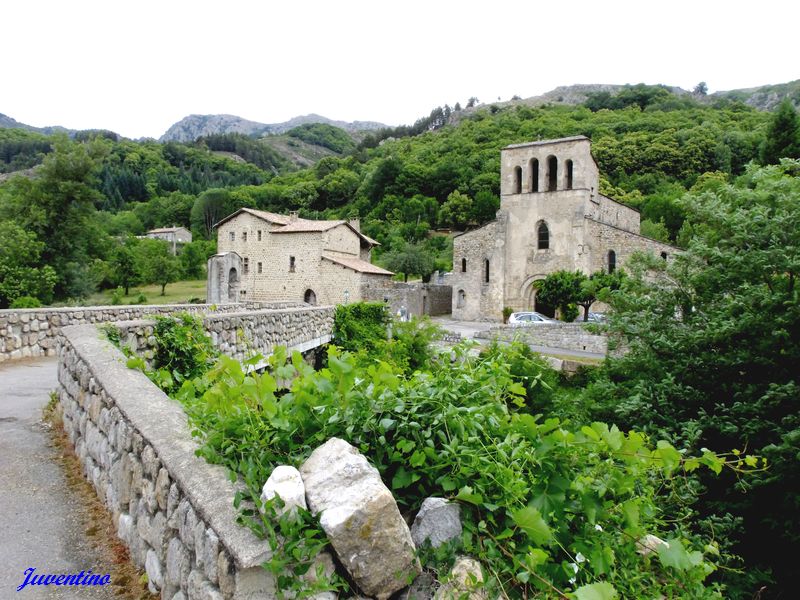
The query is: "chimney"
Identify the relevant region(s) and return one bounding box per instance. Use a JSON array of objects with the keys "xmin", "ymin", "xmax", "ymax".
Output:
[
  {"xmin": 349, "ymin": 217, "xmax": 360, "ymax": 231},
  {"xmin": 289, "ymin": 211, "xmax": 298, "ymax": 222}
]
